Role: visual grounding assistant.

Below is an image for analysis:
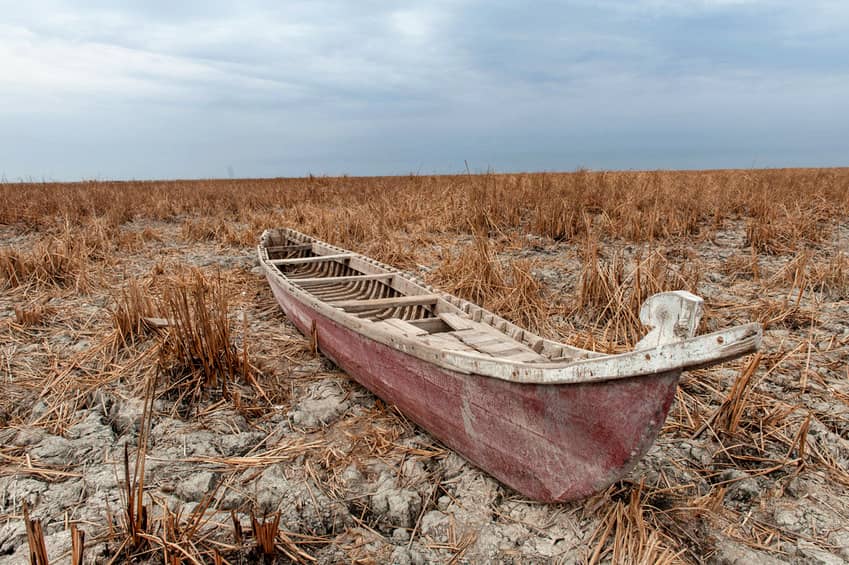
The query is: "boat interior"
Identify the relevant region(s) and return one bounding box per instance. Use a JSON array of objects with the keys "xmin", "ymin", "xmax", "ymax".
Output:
[{"xmin": 263, "ymin": 230, "xmax": 601, "ymax": 364}]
